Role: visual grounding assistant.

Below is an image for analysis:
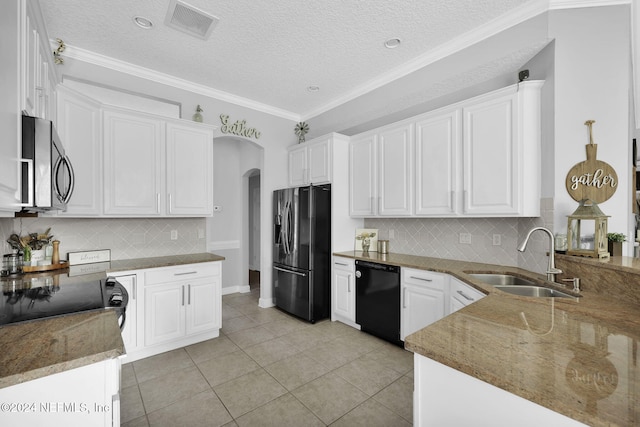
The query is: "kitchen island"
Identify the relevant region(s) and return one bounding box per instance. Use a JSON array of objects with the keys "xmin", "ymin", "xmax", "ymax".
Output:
[
  {"xmin": 0, "ymin": 252, "xmax": 225, "ymax": 426},
  {"xmin": 335, "ymin": 251, "xmax": 640, "ymax": 427}
]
